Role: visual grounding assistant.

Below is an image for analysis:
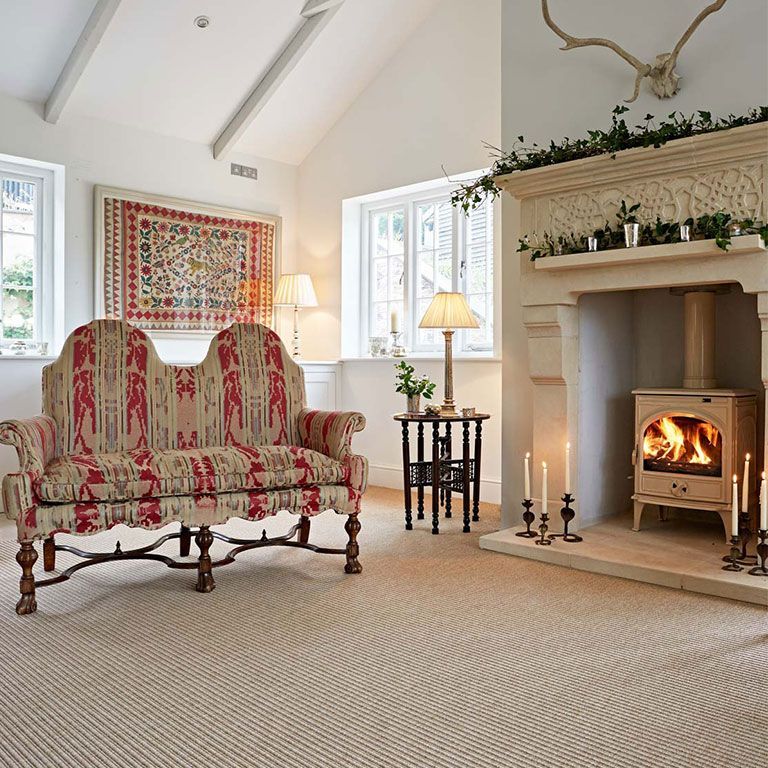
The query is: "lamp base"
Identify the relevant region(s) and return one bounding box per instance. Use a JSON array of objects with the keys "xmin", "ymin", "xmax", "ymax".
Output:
[{"xmin": 439, "ymin": 403, "xmax": 457, "ymax": 415}]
